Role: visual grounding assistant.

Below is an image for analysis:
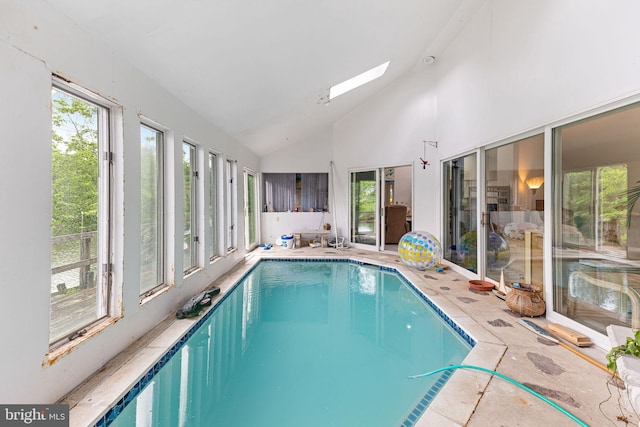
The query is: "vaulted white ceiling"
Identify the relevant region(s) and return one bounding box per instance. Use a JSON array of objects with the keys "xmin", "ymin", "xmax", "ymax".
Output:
[{"xmin": 44, "ymin": 0, "xmax": 479, "ymax": 156}]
